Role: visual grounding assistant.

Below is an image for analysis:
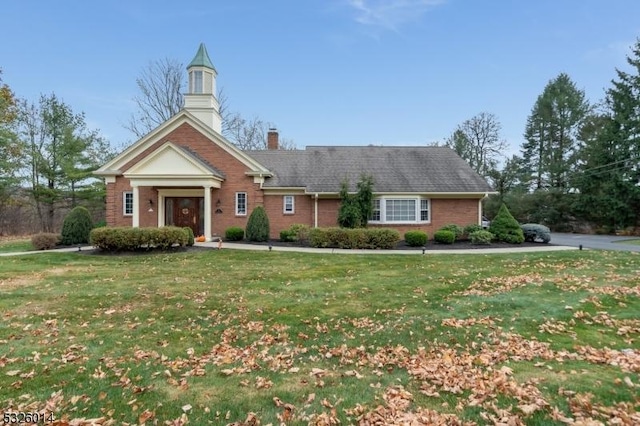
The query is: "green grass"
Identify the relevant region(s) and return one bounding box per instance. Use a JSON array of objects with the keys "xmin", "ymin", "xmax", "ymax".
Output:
[
  {"xmin": 619, "ymin": 238, "xmax": 640, "ymax": 246},
  {"xmin": 1, "ymin": 248, "xmax": 639, "ymax": 424},
  {"xmin": 0, "ymin": 238, "xmax": 32, "ymax": 253}
]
